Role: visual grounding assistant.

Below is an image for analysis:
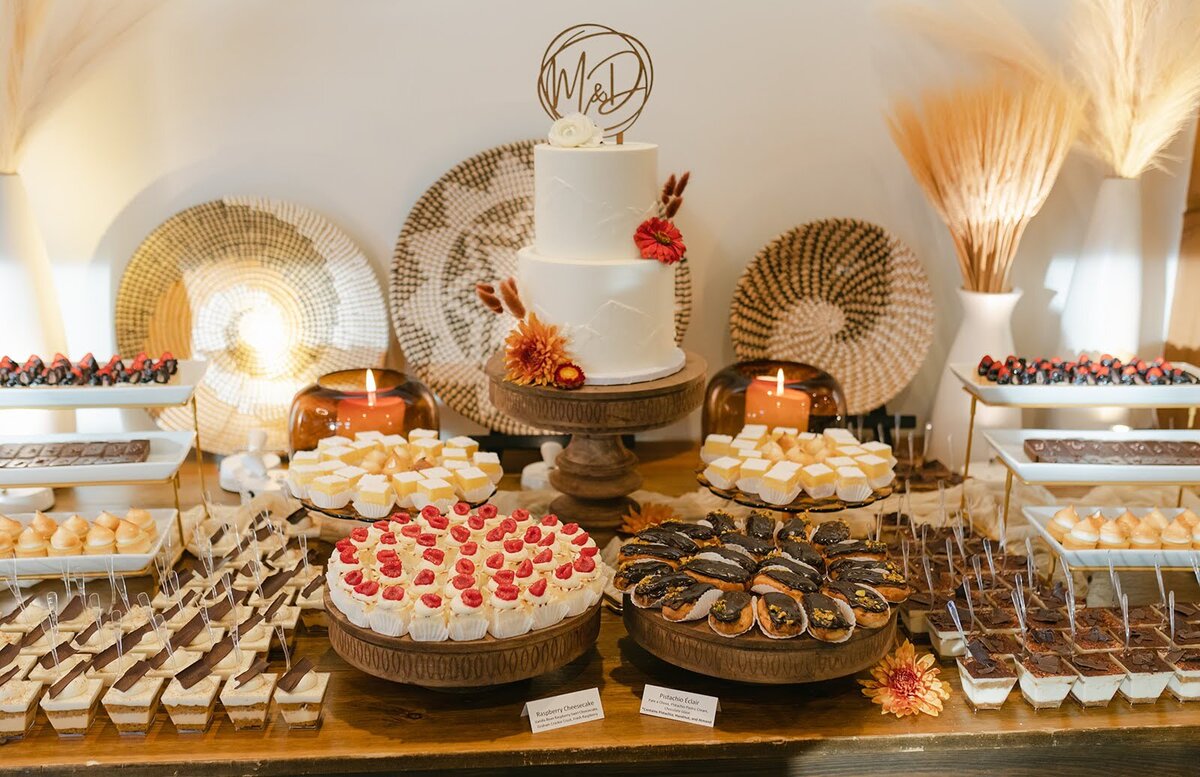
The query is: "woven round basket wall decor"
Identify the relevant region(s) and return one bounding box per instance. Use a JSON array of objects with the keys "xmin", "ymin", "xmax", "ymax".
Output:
[
  {"xmin": 115, "ymin": 197, "xmax": 389, "ymax": 455},
  {"xmin": 390, "ymin": 139, "xmax": 693, "ymax": 434},
  {"xmin": 730, "ymin": 219, "xmax": 933, "ymax": 415}
]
